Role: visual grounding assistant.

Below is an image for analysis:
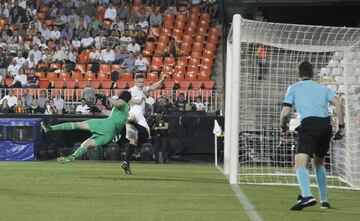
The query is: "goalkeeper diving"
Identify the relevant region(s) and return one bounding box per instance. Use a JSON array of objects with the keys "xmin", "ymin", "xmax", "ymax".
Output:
[{"xmin": 41, "ymin": 91, "xmax": 132, "ymax": 163}]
